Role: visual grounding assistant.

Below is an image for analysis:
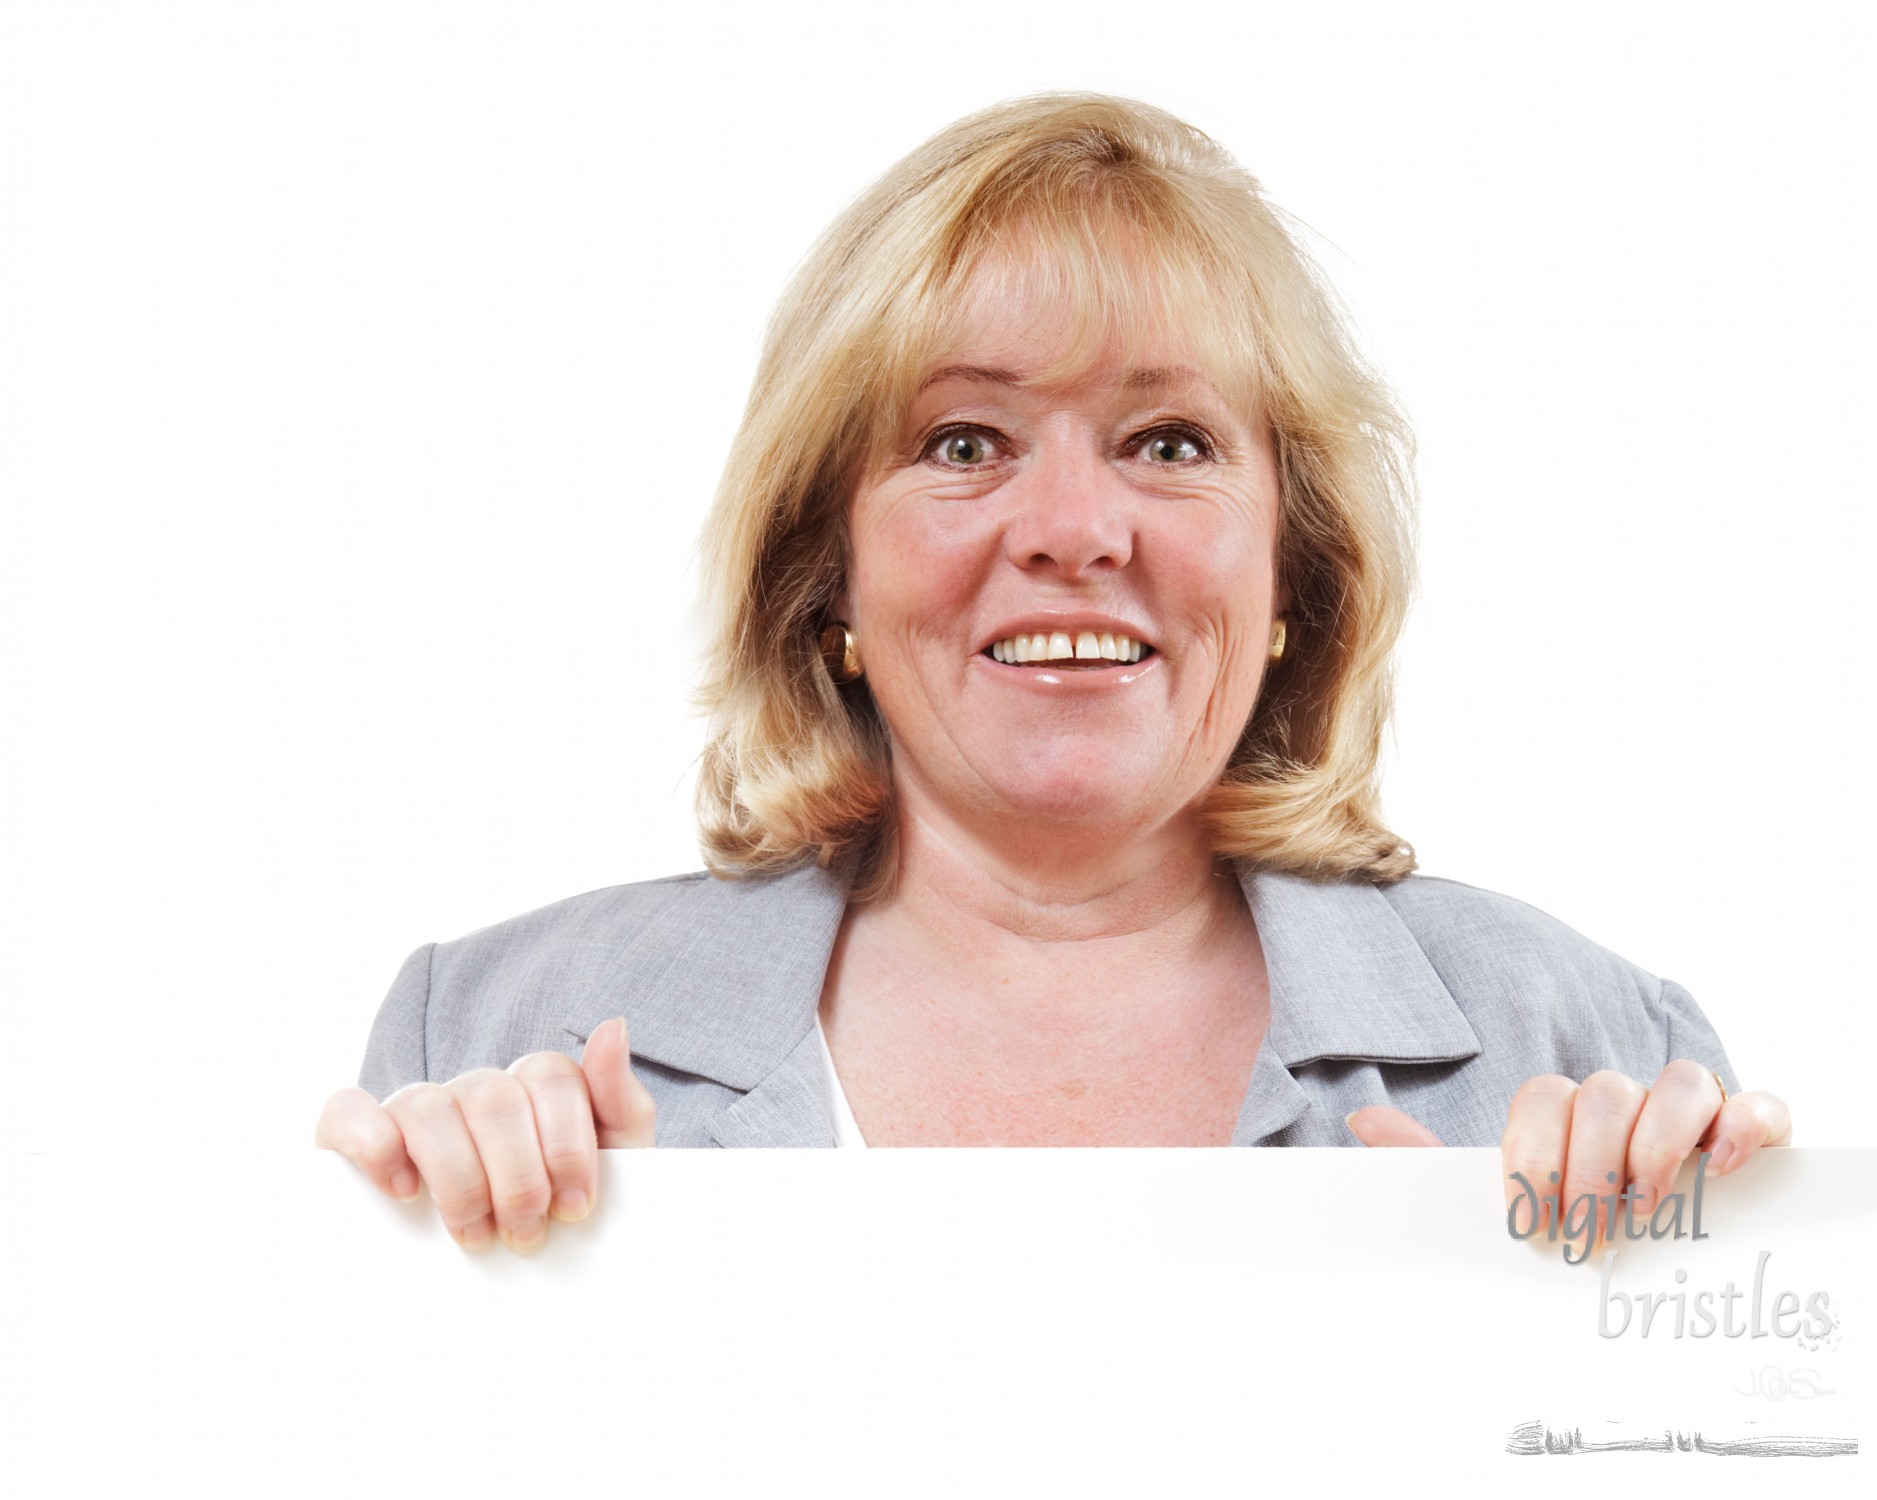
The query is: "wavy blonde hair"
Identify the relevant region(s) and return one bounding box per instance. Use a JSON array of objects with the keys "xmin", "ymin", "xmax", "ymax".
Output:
[{"xmin": 694, "ymin": 92, "xmax": 1417, "ymax": 898}]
